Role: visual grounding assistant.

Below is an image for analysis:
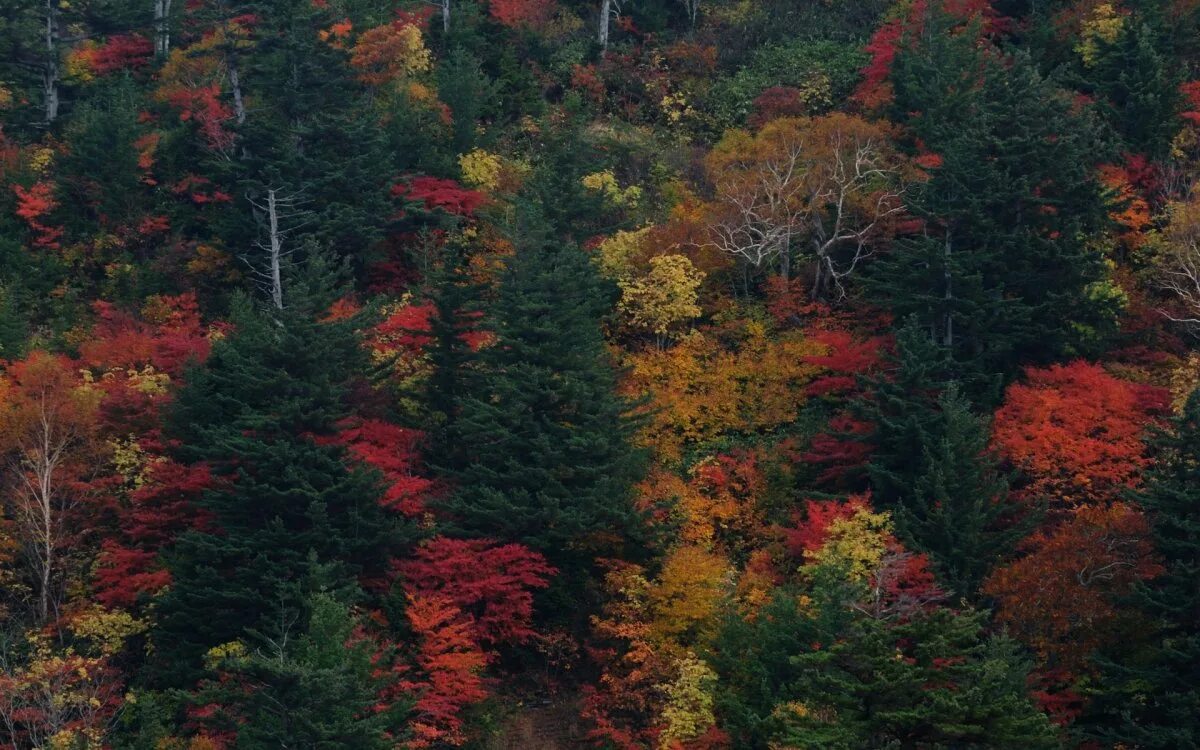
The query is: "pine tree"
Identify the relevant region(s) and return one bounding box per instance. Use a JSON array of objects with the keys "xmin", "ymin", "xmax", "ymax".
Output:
[
  {"xmin": 439, "ymin": 214, "xmax": 646, "ymax": 590},
  {"xmin": 1089, "ymin": 389, "xmax": 1200, "ymax": 748},
  {"xmin": 873, "ymin": 12, "xmax": 1116, "ymax": 382},
  {"xmin": 895, "ymin": 384, "xmax": 1030, "ymax": 599},
  {"xmin": 148, "ymin": 255, "xmax": 403, "ymax": 686}
]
